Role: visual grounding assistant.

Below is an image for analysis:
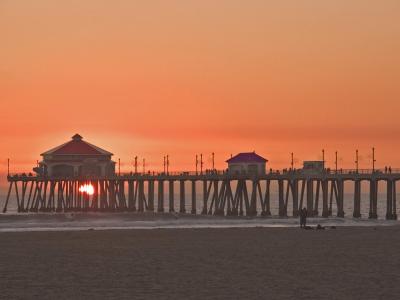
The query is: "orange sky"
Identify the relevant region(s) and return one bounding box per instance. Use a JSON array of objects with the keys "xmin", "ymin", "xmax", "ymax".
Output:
[{"xmin": 1, "ymin": 0, "xmax": 400, "ymax": 186}]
